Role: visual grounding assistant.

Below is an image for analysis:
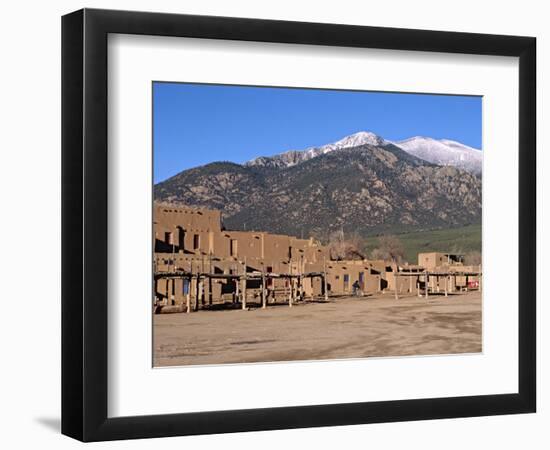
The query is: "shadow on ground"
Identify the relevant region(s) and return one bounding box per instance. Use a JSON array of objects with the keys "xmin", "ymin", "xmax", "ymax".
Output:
[{"xmin": 35, "ymin": 417, "xmax": 60, "ymax": 433}]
